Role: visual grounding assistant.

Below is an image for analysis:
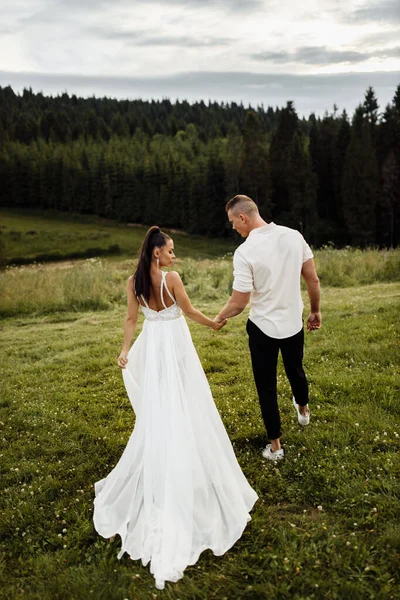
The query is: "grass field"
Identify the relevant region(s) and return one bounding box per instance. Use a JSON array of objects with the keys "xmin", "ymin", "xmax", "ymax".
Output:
[
  {"xmin": 0, "ymin": 210, "xmax": 236, "ymax": 265},
  {"xmin": 1, "ymin": 212, "xmax": 400, "ymax": 599}
]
